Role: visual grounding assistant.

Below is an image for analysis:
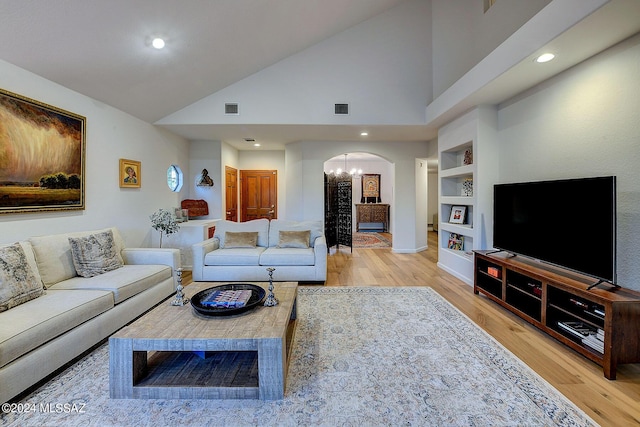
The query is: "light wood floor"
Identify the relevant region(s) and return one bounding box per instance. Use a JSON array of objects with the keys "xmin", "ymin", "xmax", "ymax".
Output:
[{"xmin": 185, "ymin": 231, "xmax": 640, "ymax": 426}]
